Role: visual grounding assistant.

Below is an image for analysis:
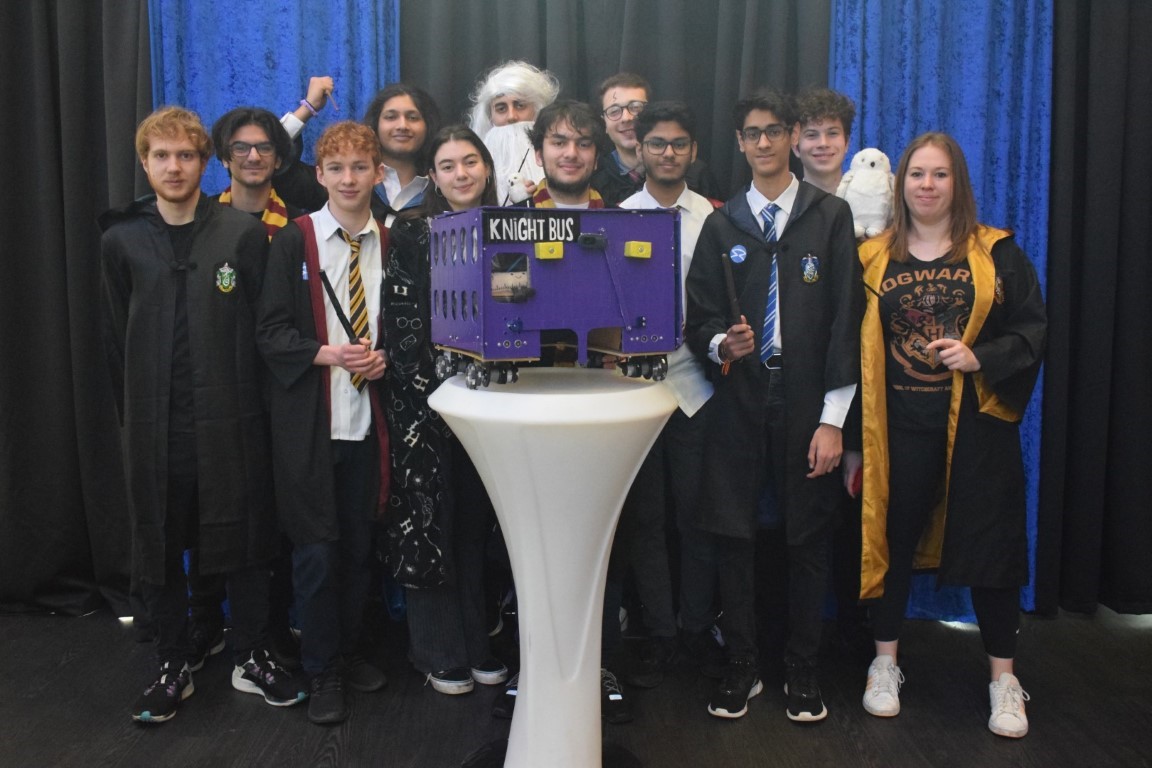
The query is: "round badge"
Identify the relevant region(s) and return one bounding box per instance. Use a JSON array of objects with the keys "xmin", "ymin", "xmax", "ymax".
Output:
[{"xmin": 729, "ymin": 244, "xmax": 747, "ymax": 264}]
